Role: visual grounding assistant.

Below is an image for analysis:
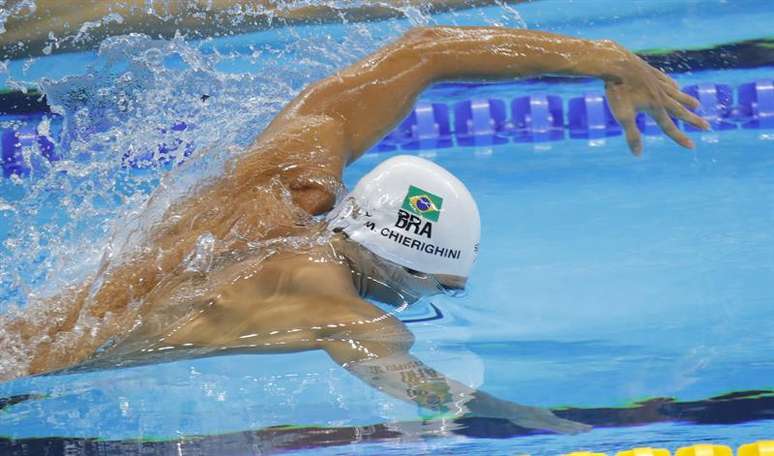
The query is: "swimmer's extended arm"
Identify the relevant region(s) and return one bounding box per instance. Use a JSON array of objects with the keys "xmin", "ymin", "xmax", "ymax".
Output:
[
  {"xmin": 322, "ymin": 315, "xmax": 588, "ymax": 434},
  {"xmin": 260, "ymin": 25, "xmax": 709, "ymax": 185}
]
